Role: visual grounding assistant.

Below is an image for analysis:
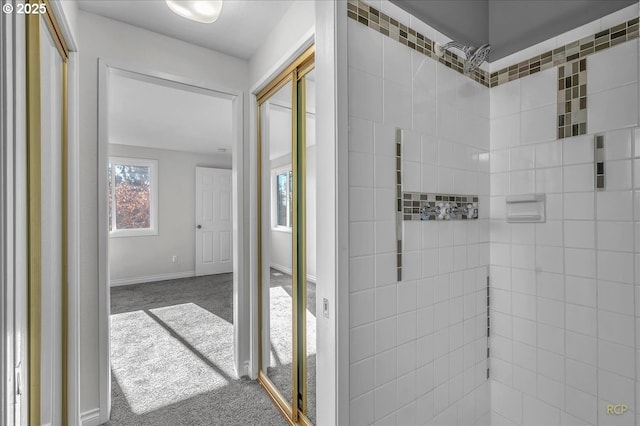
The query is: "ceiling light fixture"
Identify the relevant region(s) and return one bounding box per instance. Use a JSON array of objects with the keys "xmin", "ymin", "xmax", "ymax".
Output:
[{"xmin": 165, "ymin": 1, "xmax": 223, "ymax": 24}]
